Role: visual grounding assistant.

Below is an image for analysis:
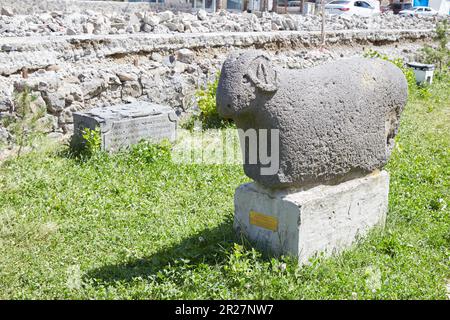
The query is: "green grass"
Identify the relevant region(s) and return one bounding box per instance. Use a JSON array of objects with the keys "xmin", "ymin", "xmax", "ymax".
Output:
[{"xmin": 0, "ymin": 79, "xmax": 448, "ymax": 300}]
